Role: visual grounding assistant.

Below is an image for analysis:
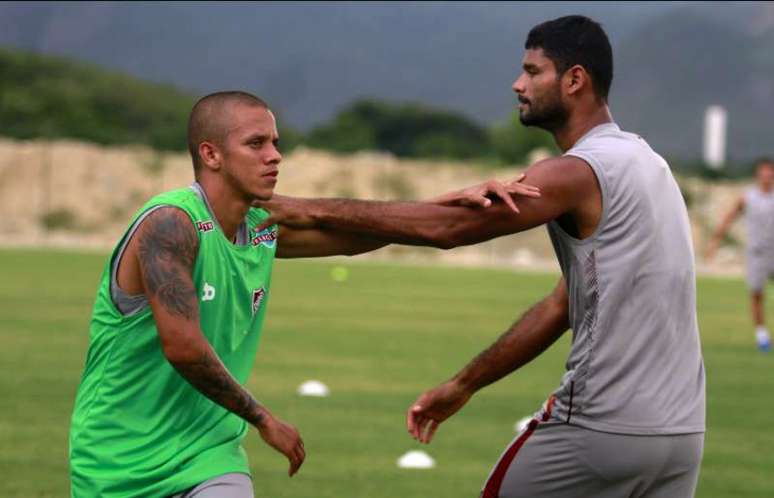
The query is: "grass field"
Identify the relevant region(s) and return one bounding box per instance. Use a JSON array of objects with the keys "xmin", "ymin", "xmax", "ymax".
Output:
[{"xmin": 0, "ymin": 248, "xmax": 772, "ymax": 497}]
